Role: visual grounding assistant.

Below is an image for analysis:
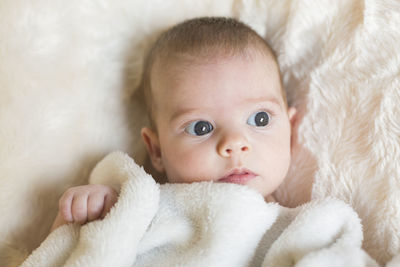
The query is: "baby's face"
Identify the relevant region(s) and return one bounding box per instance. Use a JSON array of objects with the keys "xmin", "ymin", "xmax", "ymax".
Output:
[{"xmin": 142, "ymin": 53, "xmax": 296, "ymax": 199}]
